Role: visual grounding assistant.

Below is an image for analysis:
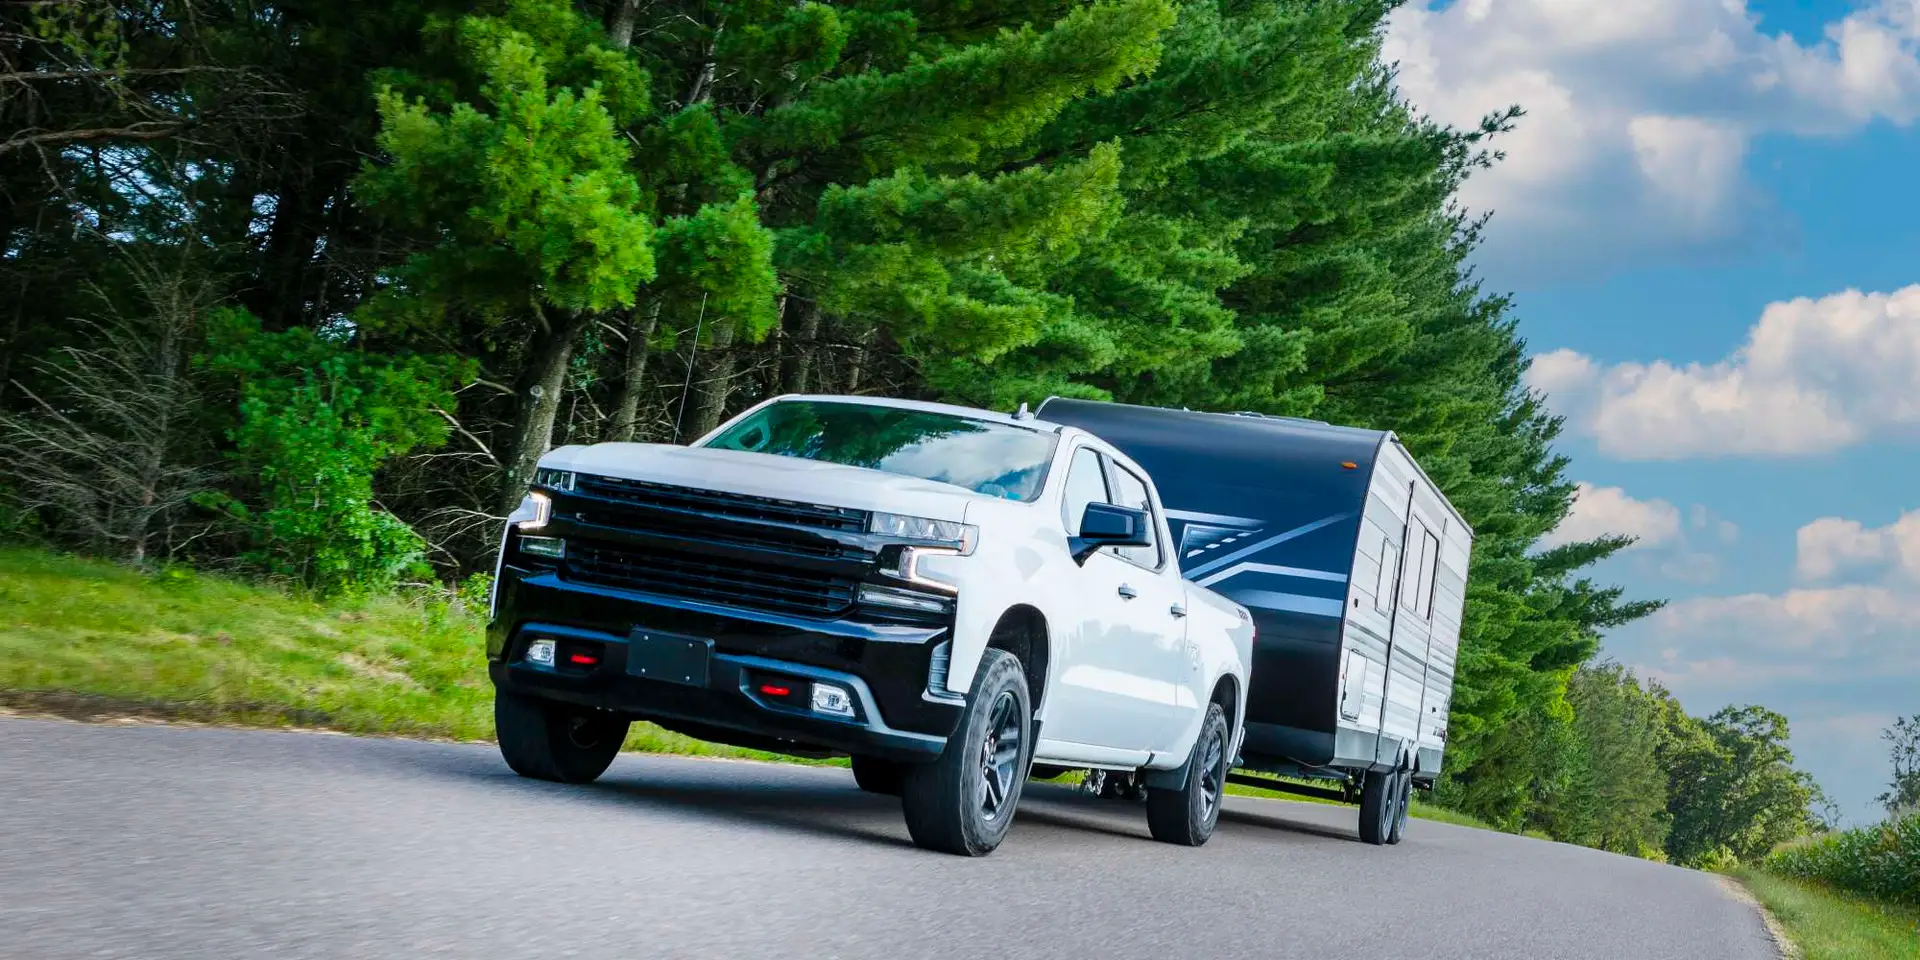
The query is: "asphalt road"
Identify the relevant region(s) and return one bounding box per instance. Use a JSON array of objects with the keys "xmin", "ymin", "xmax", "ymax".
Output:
[{"xmin": 2, "ymin": 716, "xmax": 1778, "ymax": 960}]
